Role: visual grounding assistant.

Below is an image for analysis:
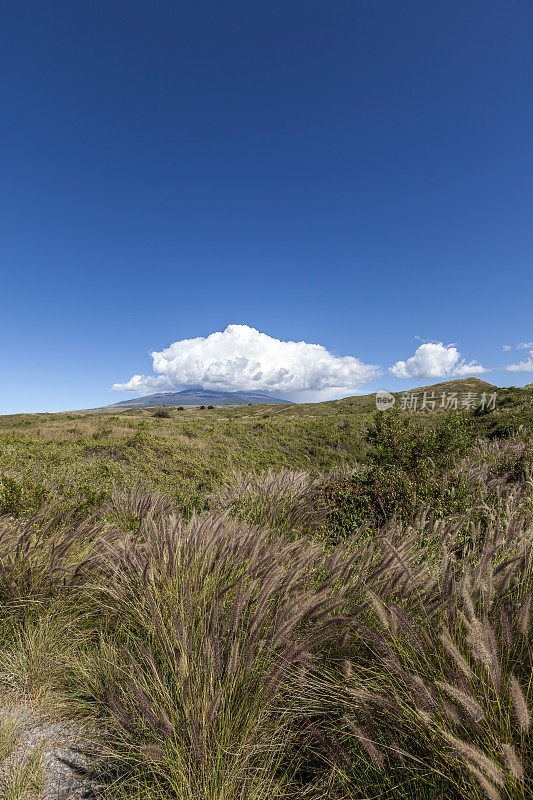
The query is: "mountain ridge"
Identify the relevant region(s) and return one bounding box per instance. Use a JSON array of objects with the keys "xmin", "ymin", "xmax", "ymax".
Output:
[{"xmin": 84, "ymin": 388, "xmax": 291, "ymax": 411}]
